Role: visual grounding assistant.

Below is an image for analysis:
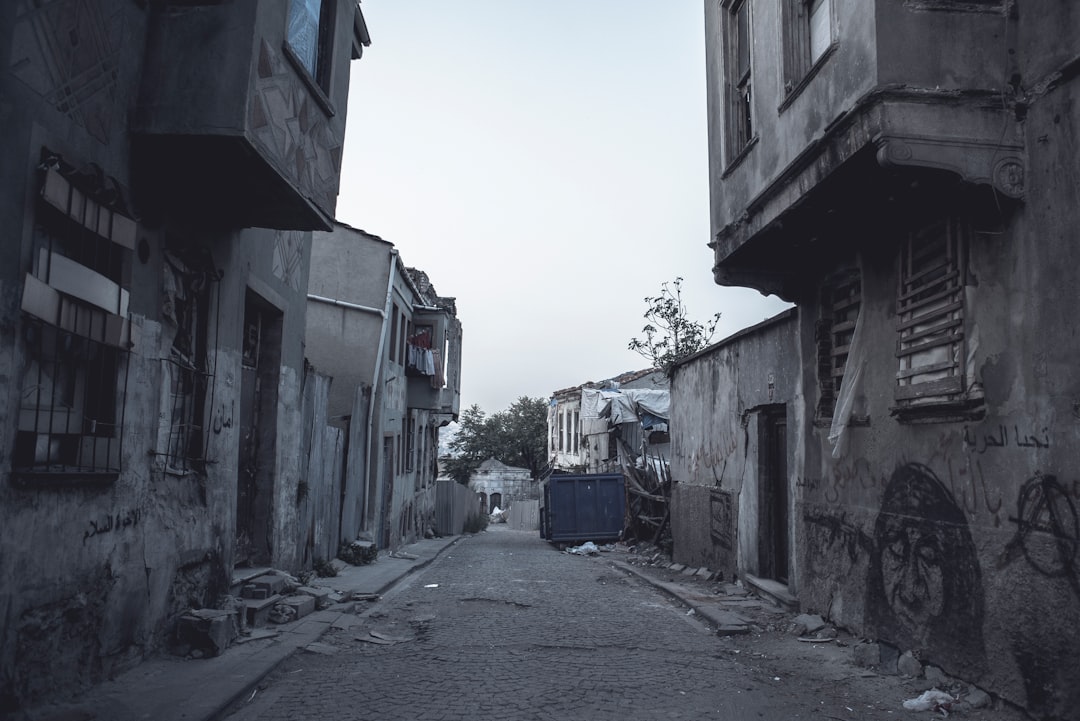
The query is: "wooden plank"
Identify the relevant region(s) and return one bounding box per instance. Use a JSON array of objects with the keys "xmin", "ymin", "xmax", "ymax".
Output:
[
  {"xmin": 20, "ymin": 273, "xmax": 61, "ymax": 324},
  {"xmin": 895, "ymin": 375, "xmax": 963, "ymax": 400},
  {"xmin": 42, "ymin": 249, "xmax": 128, "ymax": 316}
]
